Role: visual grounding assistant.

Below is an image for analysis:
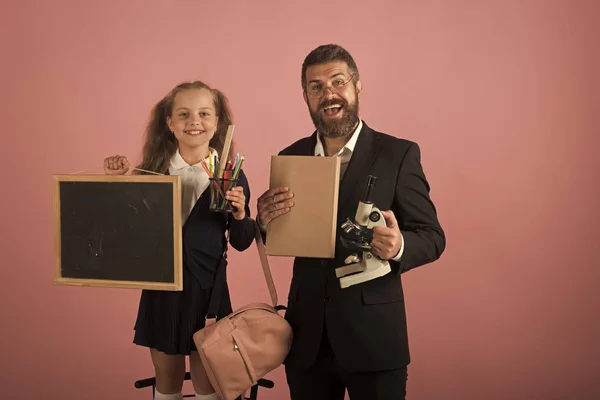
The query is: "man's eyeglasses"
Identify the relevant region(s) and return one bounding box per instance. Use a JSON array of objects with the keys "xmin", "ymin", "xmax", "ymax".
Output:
[{"xmin": 306, "ymin": 75, "xmax": 354, "ymax": 98}]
